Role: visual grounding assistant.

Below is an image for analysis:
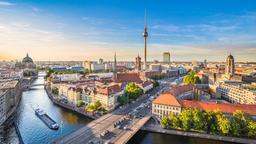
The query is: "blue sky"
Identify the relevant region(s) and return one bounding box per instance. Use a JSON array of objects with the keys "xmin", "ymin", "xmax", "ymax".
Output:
[{"xmin": 0, "ymin": 0, "xmax": 256, "ymax": 61}]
